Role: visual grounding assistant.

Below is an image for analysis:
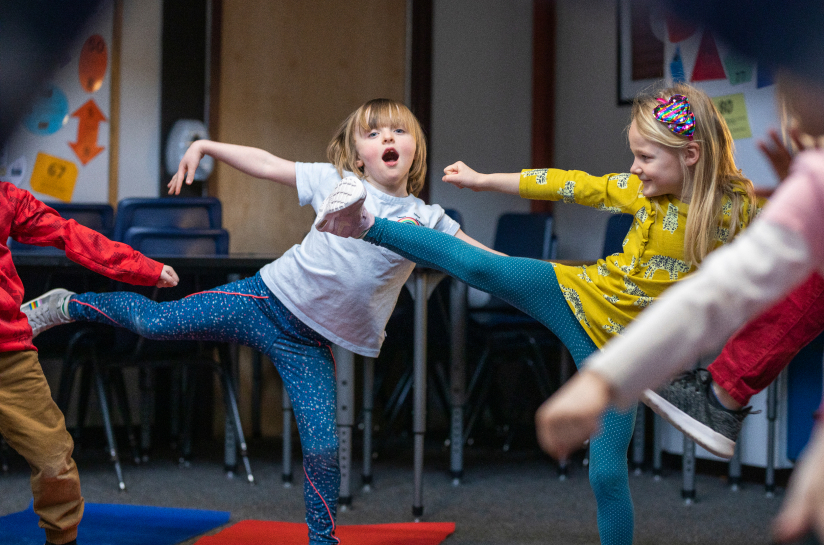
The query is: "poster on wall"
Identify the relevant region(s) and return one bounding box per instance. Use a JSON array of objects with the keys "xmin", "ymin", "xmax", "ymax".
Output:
[
  {"xmin": 1, "ymin": 0, "xmax": 114, "ymax": 203},
  {"xmin": 618, "ymin": 0, "xmax": 780, "ymax": 191}
]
